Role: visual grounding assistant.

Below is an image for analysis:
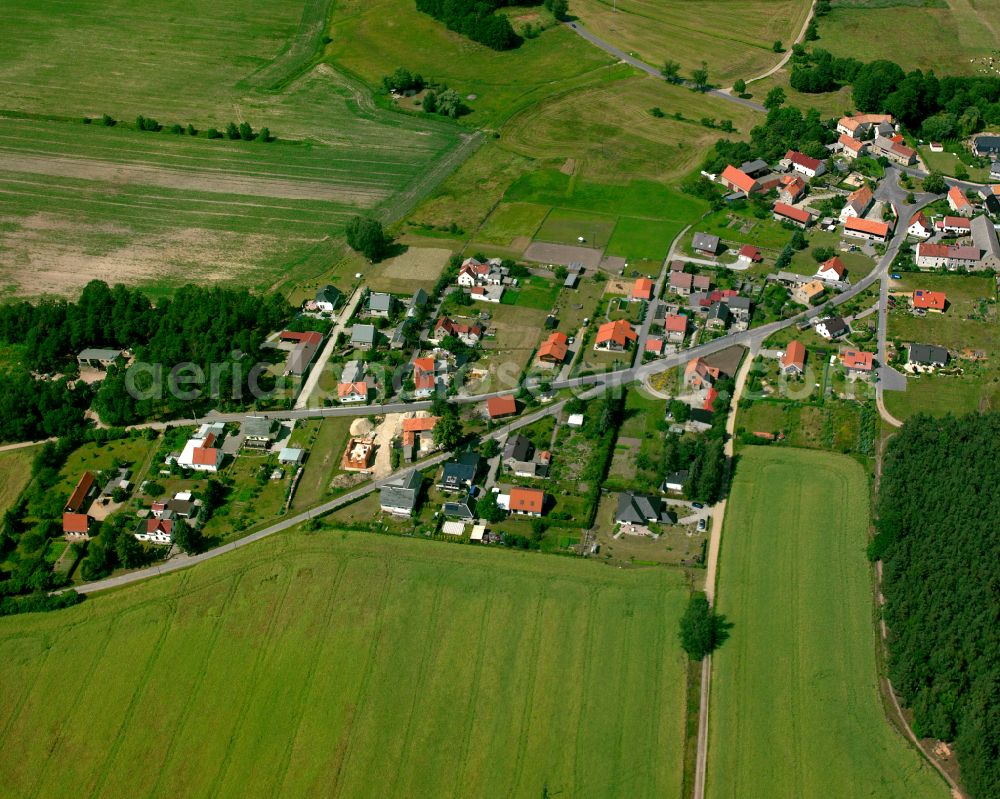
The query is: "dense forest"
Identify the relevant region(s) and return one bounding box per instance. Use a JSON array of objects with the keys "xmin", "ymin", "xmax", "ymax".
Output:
[
  {"xmin": 790, "ymin": 48, "xmax": 1000, "ymax": 134},
  {"xmin": 871, "ymin": 413, "xmax": 1000, "ymax": 798},
  {"xmin": 415, "ymin": 0, "xmax": 541, "ymax": 50},
  {"xmin": 0, "ymin": 281, "xmax": 292, "ymax": 427}
]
